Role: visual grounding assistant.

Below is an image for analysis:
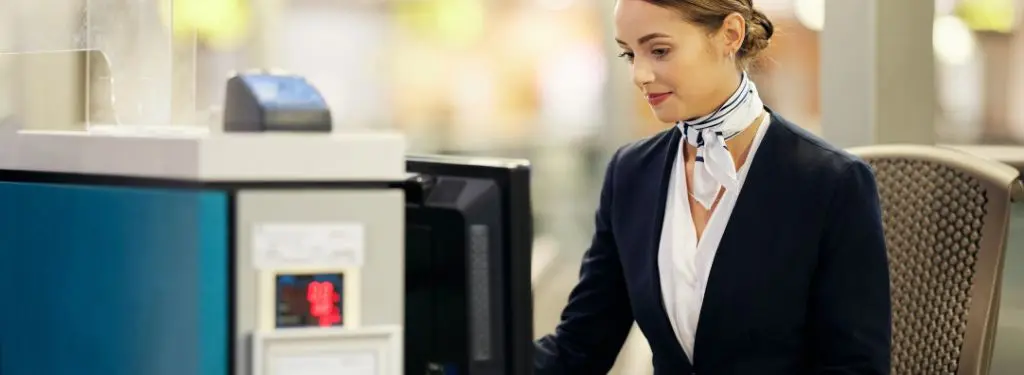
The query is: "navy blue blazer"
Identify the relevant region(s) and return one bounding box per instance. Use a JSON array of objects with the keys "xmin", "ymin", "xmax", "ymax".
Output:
[{"xmin": 535, "ymin": 111, "xmax": 892, "ymax": 375}]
